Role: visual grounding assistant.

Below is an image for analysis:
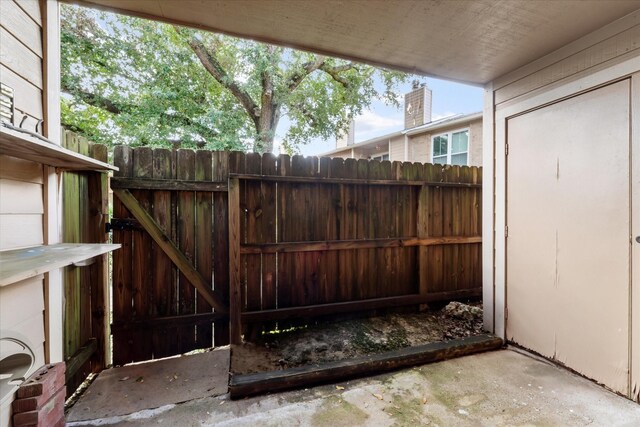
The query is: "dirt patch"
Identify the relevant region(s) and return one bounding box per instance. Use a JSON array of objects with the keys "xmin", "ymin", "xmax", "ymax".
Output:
[{"xmin": 232, "ymin": 301, "xmax": 484, "ymax": 374}]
